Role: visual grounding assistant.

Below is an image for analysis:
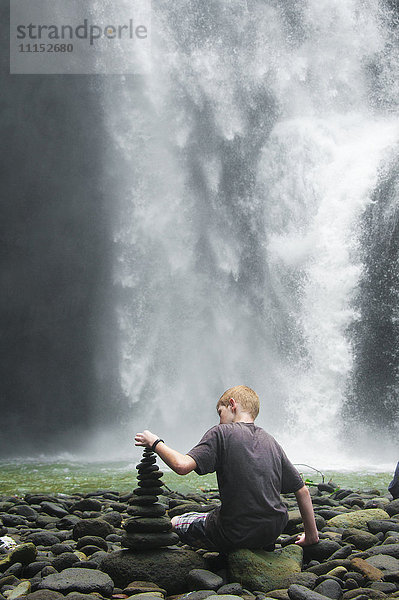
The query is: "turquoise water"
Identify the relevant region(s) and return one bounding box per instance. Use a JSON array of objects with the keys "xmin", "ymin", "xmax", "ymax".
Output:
[{"xmin": 0, "ymin": 461, "xmax": 393, "ymax": 497}]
